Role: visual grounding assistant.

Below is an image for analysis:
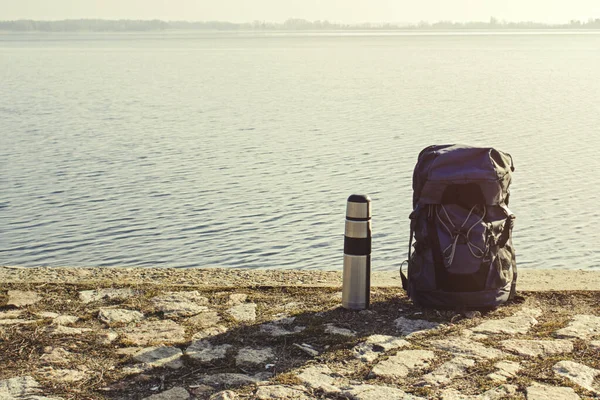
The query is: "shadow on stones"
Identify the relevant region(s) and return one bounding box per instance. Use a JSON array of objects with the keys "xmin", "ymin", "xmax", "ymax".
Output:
[{"xmin": 95, "ymin": 286, "xmax": 523, "ymax": 400}]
